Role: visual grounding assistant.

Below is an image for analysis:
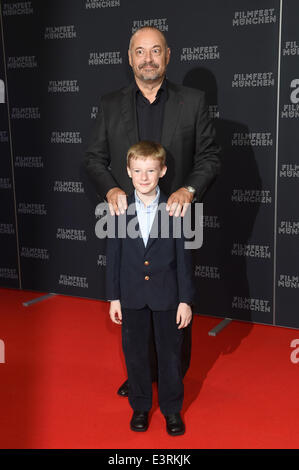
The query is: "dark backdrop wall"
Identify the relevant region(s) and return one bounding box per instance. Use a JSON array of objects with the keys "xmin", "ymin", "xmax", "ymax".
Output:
[{"xmin": 0, "ymin": 0, "xmax": 298, "ymax": 328}]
